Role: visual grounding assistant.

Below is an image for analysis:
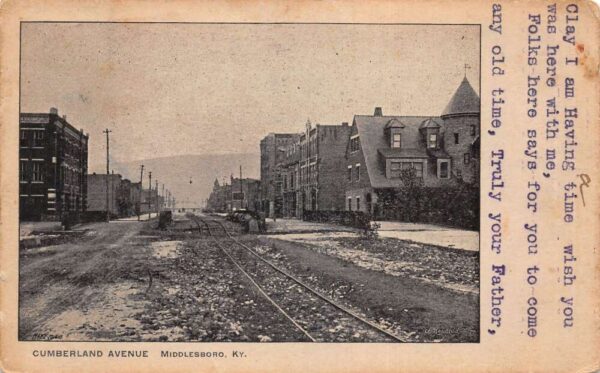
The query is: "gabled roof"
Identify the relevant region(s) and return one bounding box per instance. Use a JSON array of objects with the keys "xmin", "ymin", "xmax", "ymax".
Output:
[
  {"xmin": 442, "ymin": 77, "xmax": 480, "ymax": 117},
  {"xmin": 384, "ymin": 118, "xmax": 405, "ymax": 129},
  {"xmin": 419, "ymin": 117, "xmax": 442, "ymax": 129},
  {"xmin": 353, "ymin": 115, "xmax": 443, "ymax": 188}
]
